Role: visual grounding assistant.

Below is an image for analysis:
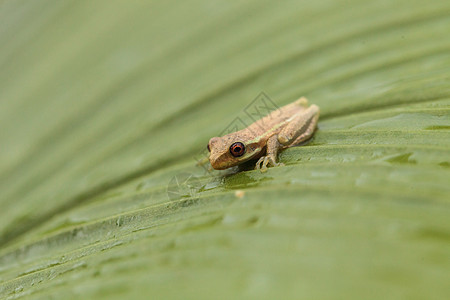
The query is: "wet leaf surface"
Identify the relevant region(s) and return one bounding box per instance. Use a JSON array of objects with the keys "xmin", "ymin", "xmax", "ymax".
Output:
[{"xmin": 1, "ymin": 0, "xmax": 449, "ymax": 299}]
